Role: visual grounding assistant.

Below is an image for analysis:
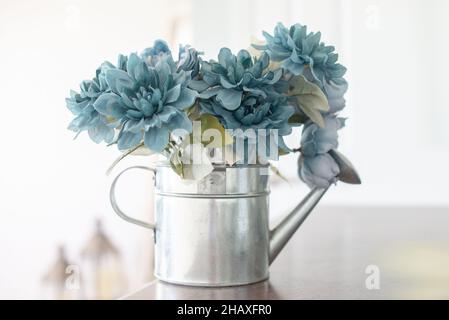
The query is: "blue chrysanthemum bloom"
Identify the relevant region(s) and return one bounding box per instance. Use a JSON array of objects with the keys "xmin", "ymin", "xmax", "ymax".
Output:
[
  {"xmin": 298, "ymin": 153, "xmax": 340, "ymax": 189},
  {"xmin": 141, "ymin": 39, "xmax": 172, "ymax": 66},
  {"xmin": 66, "ymin": 77, "xmax": 114, "ymax": 144},
  {"xmin": 301, "ymin": 115, "xmax": 345, "ymax": 157},
  {"xmin": 197, "ymin": 48, "xmax": 294, "ymax": 157},
  {"xmin": 253, "ymin": 23, "xmax": 348, "ymax": 113},
  {"xmin": 200, "ymin": 95, "xmax": 294, "ymax": 155},
  {"xmin": 177, "ymin": 45, "xmax": 202, "ymax": 78},
  {"xmin": 254, "ymin": 23, "xmax": 346, "ymax": 85},
  {"xmin": 193, "ymin": 48, "xmax": 287, "ymax": 111},
  {"xmin": 66, "ymin": 56, "xmax": 128, "ymax": 144},
  {"xmin": 93, "ymin": 53, "xmax": 197, "ymax": 152}
]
